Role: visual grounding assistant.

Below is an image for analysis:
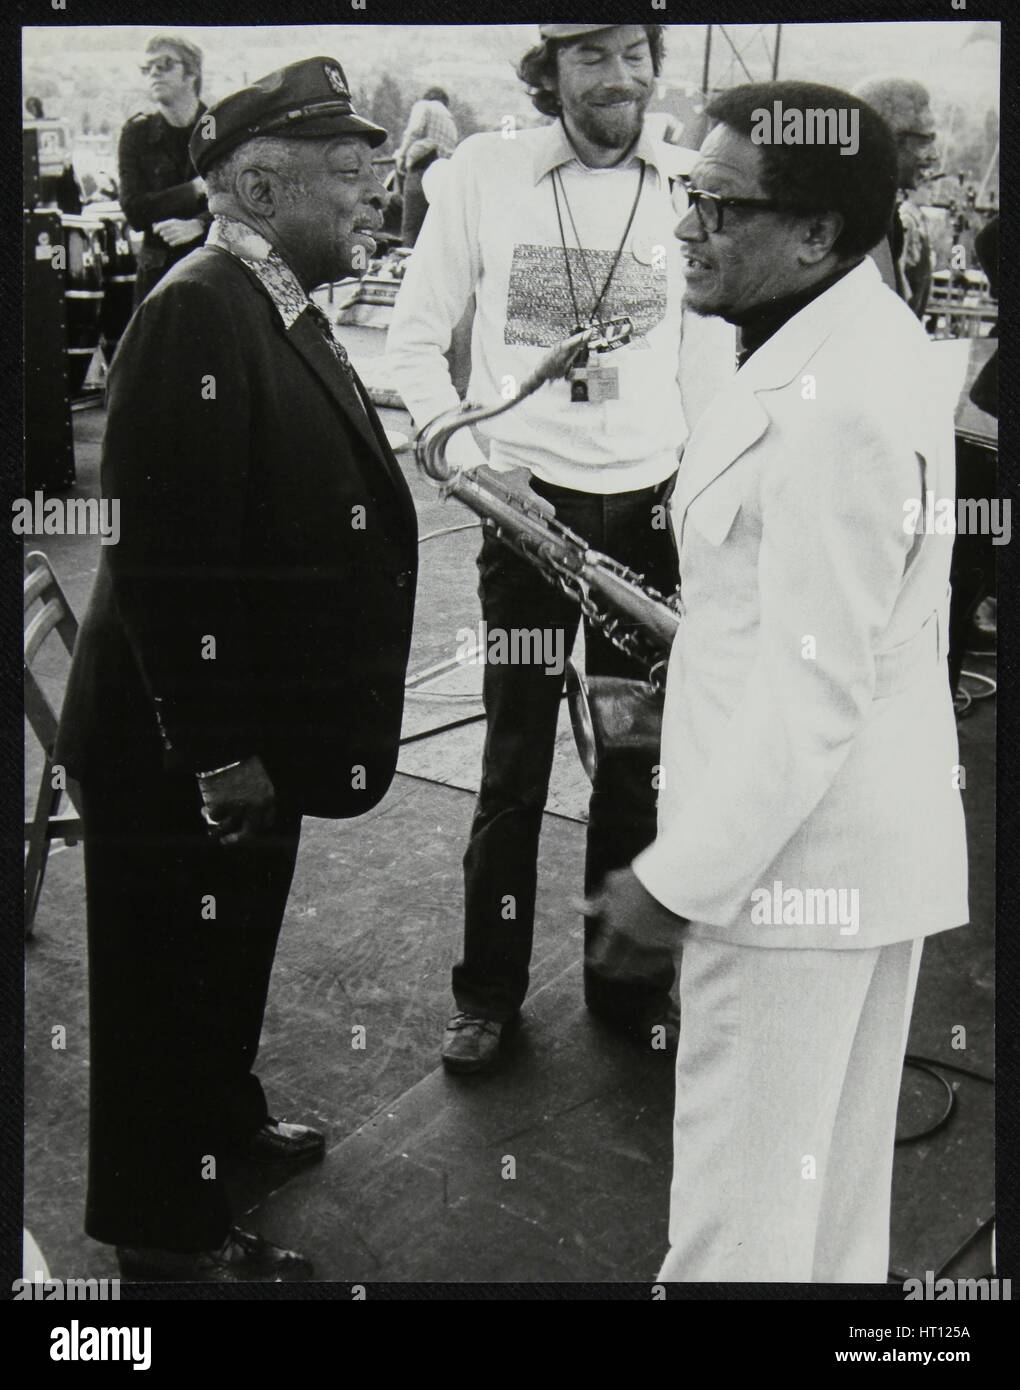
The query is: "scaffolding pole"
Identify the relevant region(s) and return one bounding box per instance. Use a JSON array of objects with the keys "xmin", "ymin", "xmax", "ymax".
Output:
[{"xmin": 702, "ymin": 23, "xmax": 782, "ymax": 92}]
